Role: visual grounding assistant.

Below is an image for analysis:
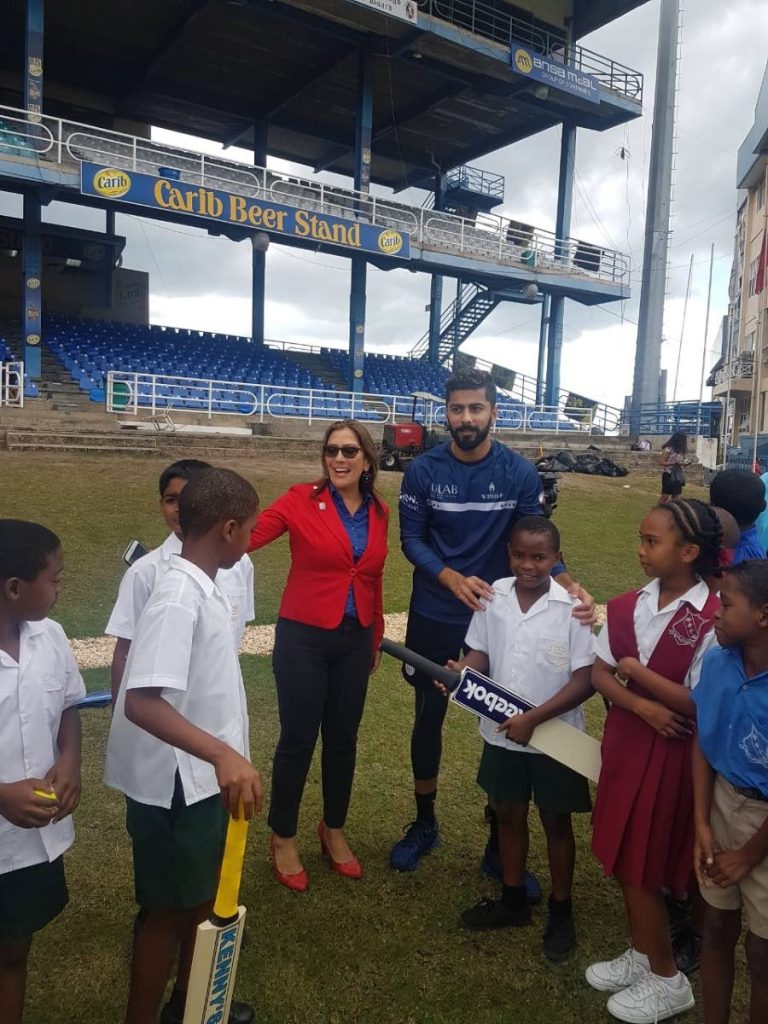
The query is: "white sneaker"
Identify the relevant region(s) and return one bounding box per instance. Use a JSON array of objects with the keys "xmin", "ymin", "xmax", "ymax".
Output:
[
  {"xmin": 585, "ymin": 949, "xmax": 649, "ymax": 993},
  {"xmin": 606, "ymin": 972, "xmax": 695, "ymax": 1023}
]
